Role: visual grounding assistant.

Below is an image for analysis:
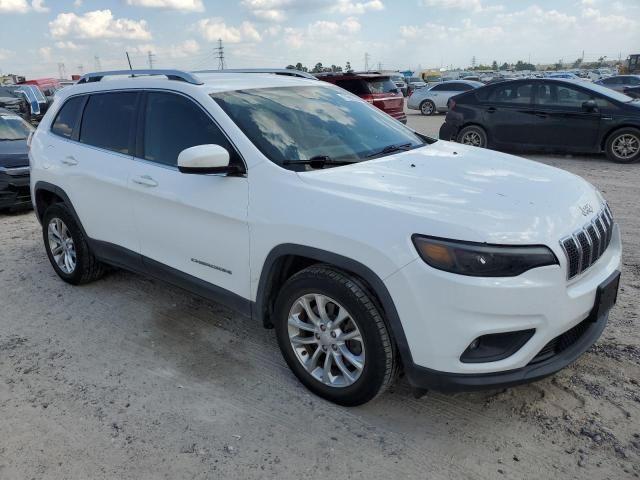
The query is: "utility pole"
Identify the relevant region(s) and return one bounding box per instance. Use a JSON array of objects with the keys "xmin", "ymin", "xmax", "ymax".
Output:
[
  {"xmin": 57, "ymin": 63, "xmax": 67, "ymax": 80},
  {"xmin": 147, "ymin": 50, "xmax": 155, "ymax": 69},
  {"xmin": 215, "ymin": 39, "xmax": 225, "ymax": 70},
  {"xmin": 94, "ymin": 56, "xmax": 102, "ymax": 71},
  {"xmin": 377, "ymin": 62, "xmax": 382, "ymax": 71},
  {"xmin": 364, "ymin": 52, "xmax": 370, "ymax": 71}
]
